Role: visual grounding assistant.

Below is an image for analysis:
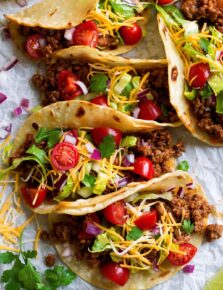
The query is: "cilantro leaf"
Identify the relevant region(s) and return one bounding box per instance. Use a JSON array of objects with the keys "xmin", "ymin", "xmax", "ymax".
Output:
[
  {"xmin": 199, "ymin": 38, "xmax": 209, "ymax": 53},
  {"xmin": 216, "ymin": 90, "xmax": 223, "ymax": 114},
  {"xmin": 200, "ymin": 84, "xmax": 212, "ymax": 100},
  {"xmin": 26, "ymin": 144, "xmax": 48, "ymax": 164},
  {"xmin": 5, "ymin": 280, "xmax": 21, "ymax": 290},
  {"xmin": 0, "ymin": 252, "xmax": 17, "ymax": 264},
  {"xmin": 35, "ymin": 128, "xmax": 61, "ymax": 148},
  {"xmin": 1, "ymin": 259, "xmax": 24, "ymax": 288},
  {"xmin": 23, "ymin": 250, "xmax": 37, "ymax": 260},
  {"xmin": 82, "ymin": 174, "xmax": 96, "ymax": 188},
  {"xmin": 90, "ymin": 74, "xmax": 108, "ymax": 93},
  {"xmin": 99, "ymin": 135, "xmax": 115, "ymax": 158},
  {"xmin": 18, "ymin": 260, "xmax": 41, "ymax": 290},
  {"xmin": 45, "ymin": 265, "xmax": 76, "ymax": 287},
  {"xmin": 182, "ymin": 220, "xmax": 194, "ymax": 234},
  {"xmin": 126, "ymin": 226, "xmax": 143, "ymax": 241},
  {"xmin": 177, "ymin": 160, "xmax": 189, "ymax": 171}
]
